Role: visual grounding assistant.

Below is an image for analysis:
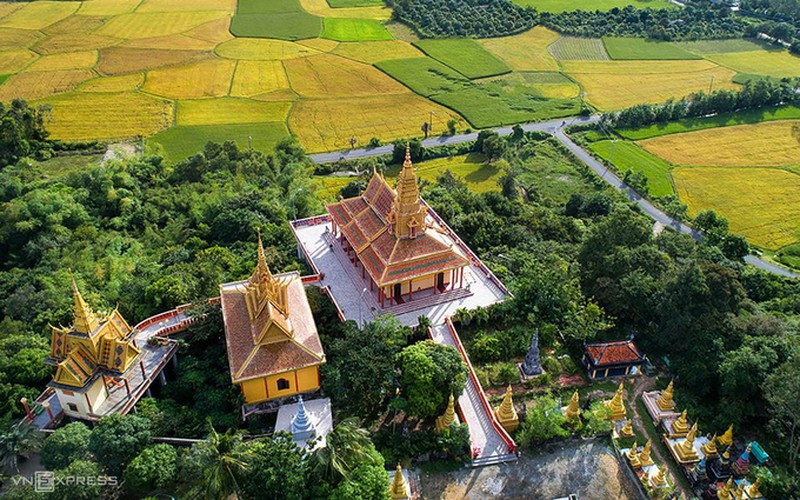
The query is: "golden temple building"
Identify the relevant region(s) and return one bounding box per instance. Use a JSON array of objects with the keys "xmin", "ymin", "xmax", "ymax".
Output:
[
  {"xmin": 221, "ymin": 235, "xmax": 326, "ymax": 405},
  {"xmin": 326, "ymin": 145, "xmax": 469, "ymax": 308},
  {"xmin": 45, "ymin": 276, "xmax": 141, "ymax": 419}
]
